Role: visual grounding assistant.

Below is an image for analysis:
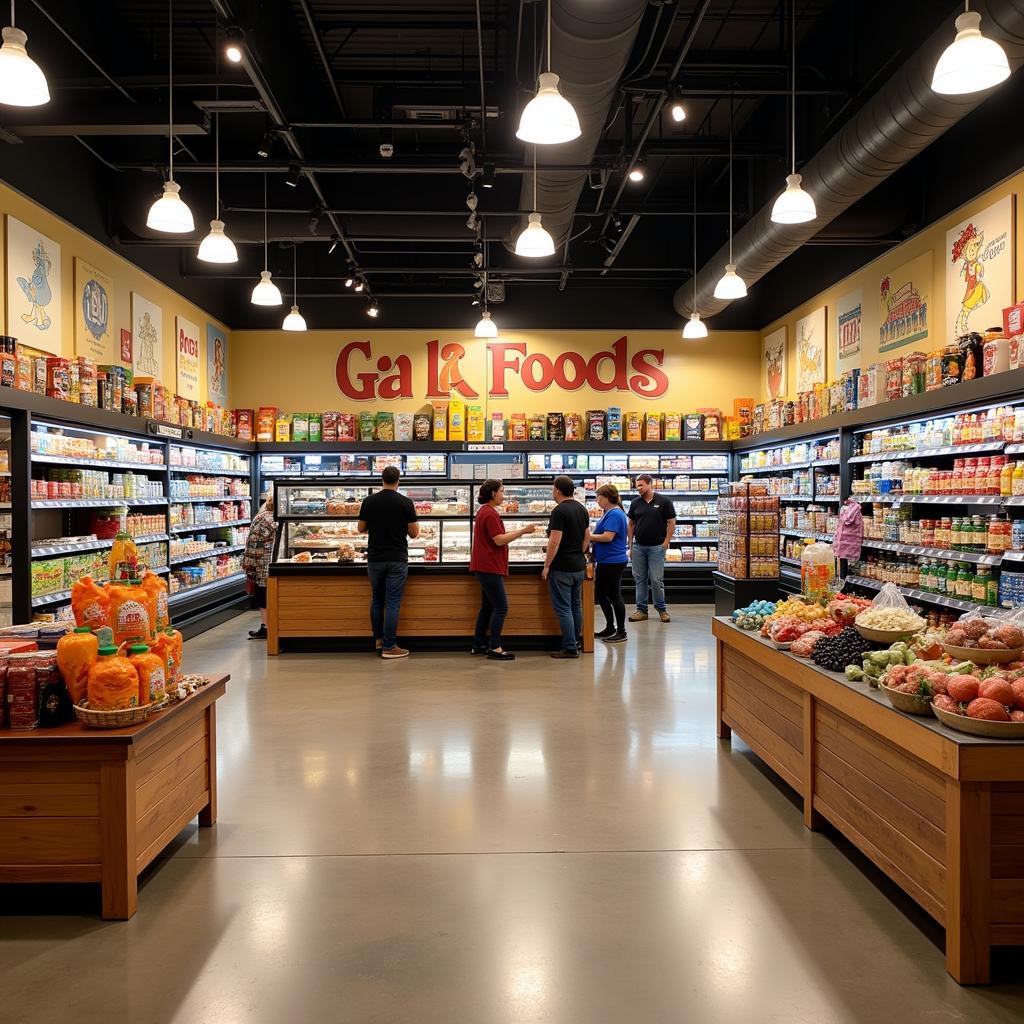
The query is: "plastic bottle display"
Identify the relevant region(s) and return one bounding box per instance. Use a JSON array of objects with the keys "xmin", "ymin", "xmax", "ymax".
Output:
[
  {"xmin": 55, "ymin": 627, "xmax": 99, "ymax": 705},
  {"xmin": 108, "ymin": 507, "xmax": 141, "ymax": 582},
  {"xmin": 86, "ymin": 645, "xmax": 140, "ymax": 711},
  {"xmin": 127, "ymin": 643, "xmax": 167, "ymax": 706},
  {"xmin": 800, "ymin": 540, "xmax": 836, "ymax": 601}
]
